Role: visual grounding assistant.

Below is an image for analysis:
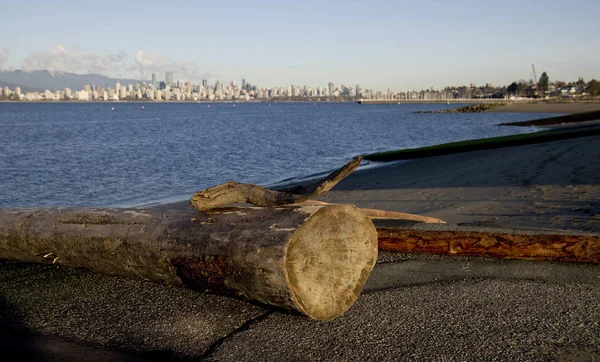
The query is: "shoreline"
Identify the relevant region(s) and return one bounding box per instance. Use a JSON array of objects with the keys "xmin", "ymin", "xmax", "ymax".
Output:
[
  {"xmin": 491, "ymin": 100, "xmax": 600, "ymax": 113},
  {"xmin": 357, "ymin": 99, "xmax": 514, "ymax": 105},
  {"xmin": 154, "ymin": 125, "xmax": 600, "ymax": 233},
  {"xmin": 363, "ymin": 122, "xmax": 600, "ymax": 161},
  {"xmin": 501, "ymin": 109, "xmax": 600, "ymax": 126},
  {"xmin": 2, "ymin": 99, "xmax": 600, "ymax": 109},
  {"xmin": 150, "ymin": 103, "xmax": 600, "ymax": 212},
  {"xmin": 154, "ymin": 128, "xmax": 600, "ymax": 228}
]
